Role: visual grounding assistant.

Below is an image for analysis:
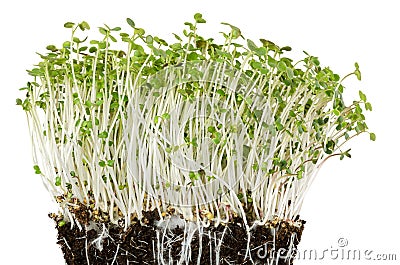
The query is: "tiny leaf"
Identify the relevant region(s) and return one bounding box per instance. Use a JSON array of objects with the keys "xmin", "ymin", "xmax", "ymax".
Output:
[
  {"xmin": 126, "ymin": 18, "xmax": 135, "ymax": 28},
  {"xmin": 64, "ymin": 22, "xmax": 75, "ymax": 29},
  {"xmin": 194, "ymin": 13, "xmax": 206, "ymax": 23},
  {"xmin": 55, "ymin": 176, "xmax": 61, "ymax": 186},
  {"xmin": 369, "ymin": 132, "xmax": 376, "ymax": 141},
  {"xmin": 247, "ymin": 39, "xmax": 258, "ymax": 52},
  {"xmin": 359, "ymin": 90, "xmax": 367, "ymax": 102},
  {"xmin": 297, "ymin": 171, "xmax": 303, "ymax": 180},
  {"xmin": 33, "ymin": 165, "xmax": 41, "ymax": 174},
  {"xmin": 221, "ymin": 22, "xmax": 241, "ymax": 39},
  {"xmin": 99, "ymin": 131, "xmax": 108, "ymax": 138},
  {"xmin": 354, "ymin": 62, "xmax": 362, "ymax": 80},
  {"xmin": 161, "ymin": 113, "xmax": 171, "ymax": 120},
  {"xmin": 79, "ymin": 21, "xmax": 90, "ymax": 31},
  {"xmin": 277, "ymin": 61, "xmax": 286, "ymax": 72}
]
